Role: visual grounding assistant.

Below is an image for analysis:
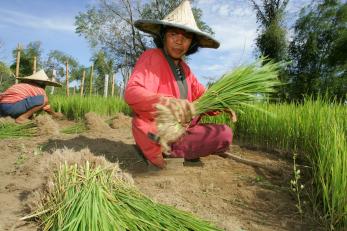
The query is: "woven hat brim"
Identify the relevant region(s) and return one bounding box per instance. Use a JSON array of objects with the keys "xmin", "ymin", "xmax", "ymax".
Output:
[
  {"xmin": 135, "ymin": 19, "xmax": 220, "ymax": 49},
  {"xmin": 16, "ymin": 77, "xmax": 62, "ymax": 87}
]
